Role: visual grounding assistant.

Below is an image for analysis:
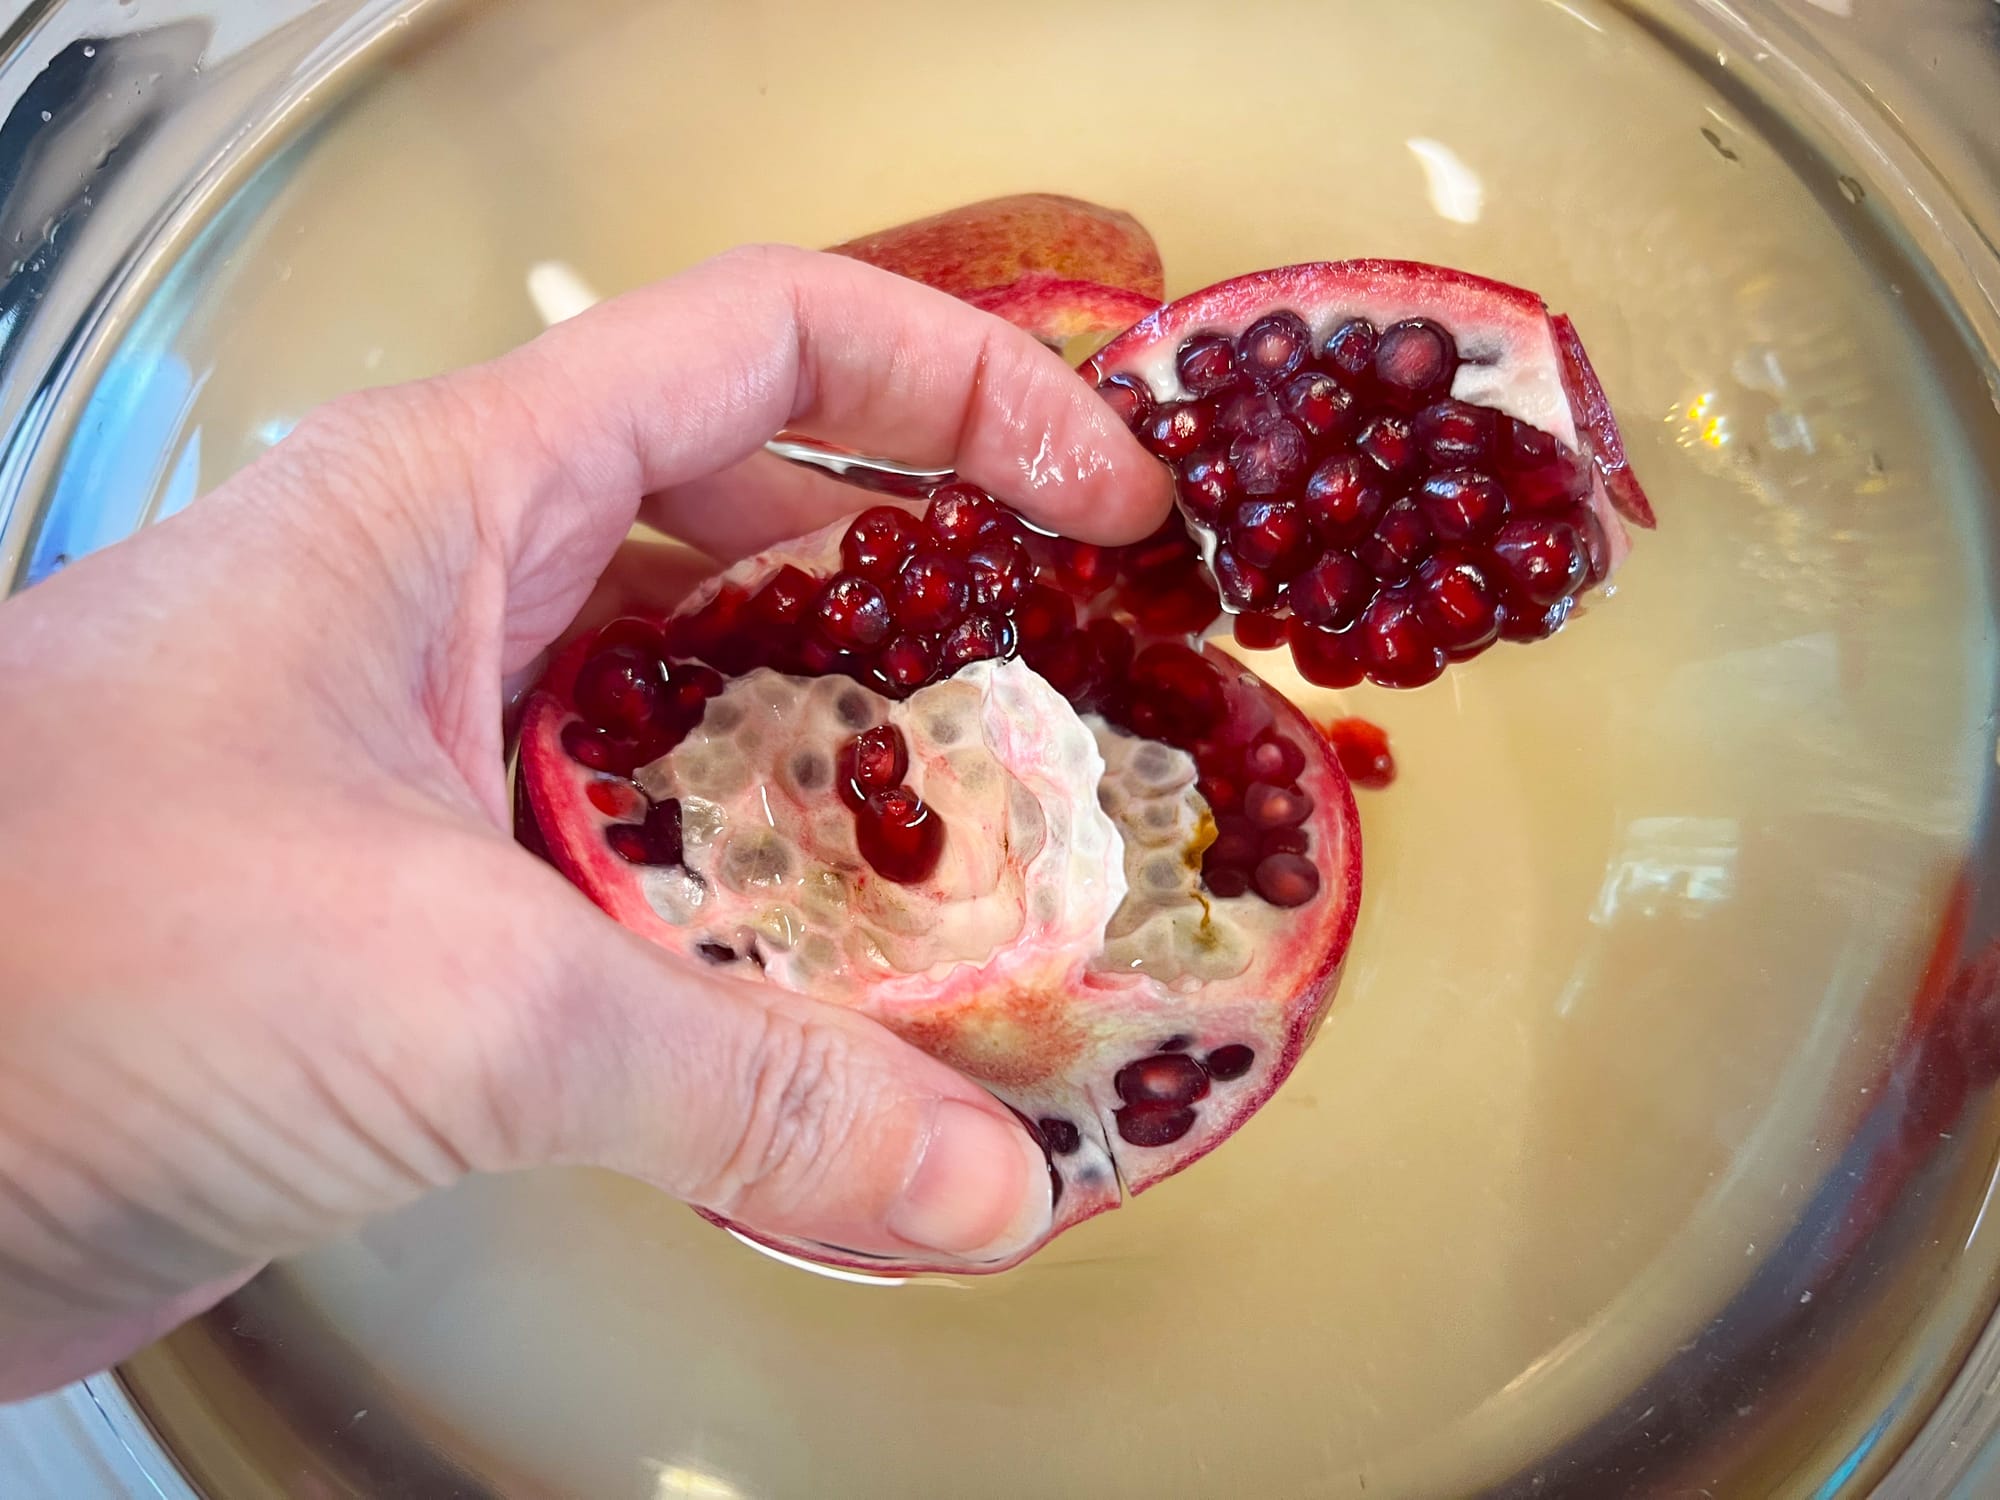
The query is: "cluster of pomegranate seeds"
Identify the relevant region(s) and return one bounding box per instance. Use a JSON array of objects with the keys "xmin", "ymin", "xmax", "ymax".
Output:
[
  {"xmin": 1188, "ymin": 717, "xmax": 1321, "ymax": 908},
  {"xmin": 1109, "ymin": 1038, "xmax": 1258, "ymax": 1146},
  {"xmin": 1102, "ymin": 312, "xmax": 1608, "ymax": 688},
  {"xmin": 560, "ymin": 620, "xmax": 726, "ymax": 776},
  {"xmin": 836, "ymin": 724, "xmax": 946, "ymax": 884}
]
